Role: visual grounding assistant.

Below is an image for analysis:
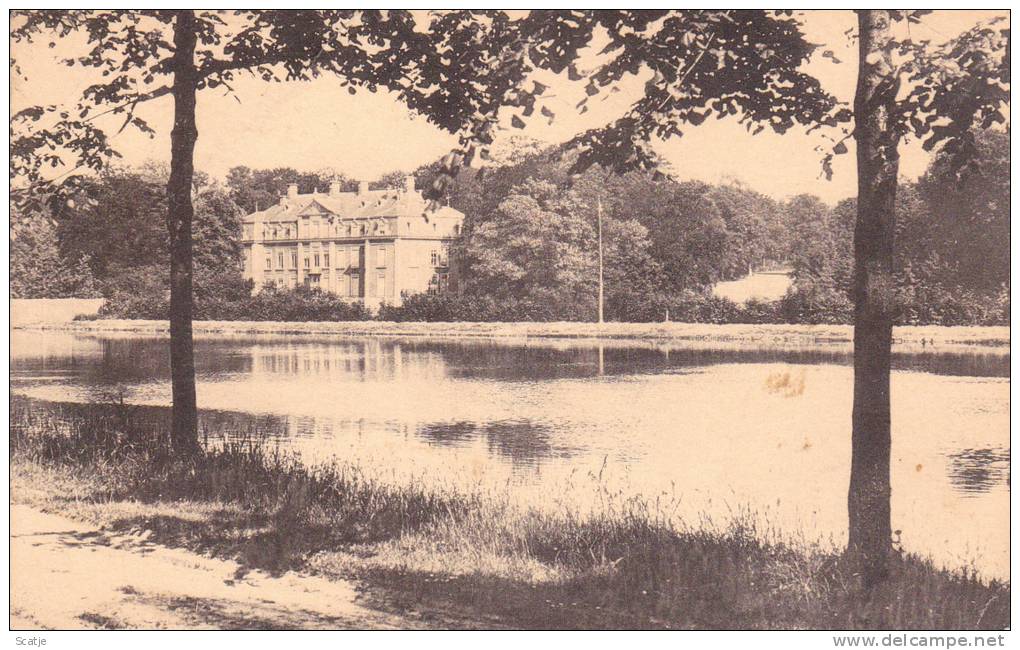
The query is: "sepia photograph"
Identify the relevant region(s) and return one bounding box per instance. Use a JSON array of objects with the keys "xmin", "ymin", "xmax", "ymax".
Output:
[{"xmin": 7, "ymin": 6, "xmax": 1011, "ymax": 639}]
